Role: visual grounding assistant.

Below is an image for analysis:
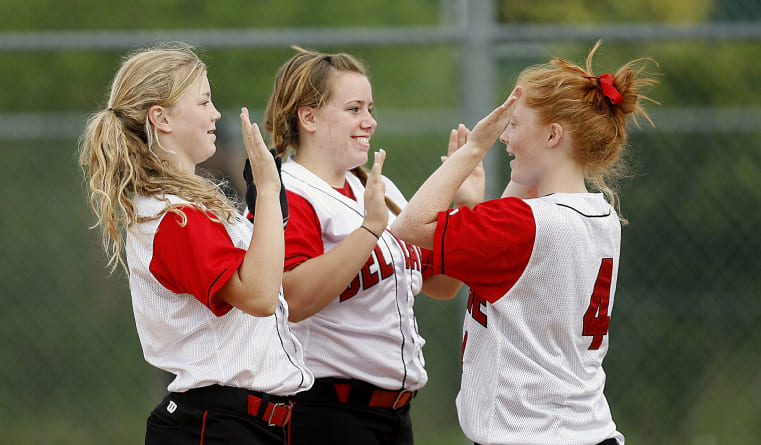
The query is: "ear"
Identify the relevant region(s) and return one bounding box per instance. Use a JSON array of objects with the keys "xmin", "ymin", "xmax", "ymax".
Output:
[
  {"xmin": 147, "ymin": 105, "xmax": 172, "ymax": 134},
  {"xmin": 547, "ymin": 123, "xmax": 563, "ymax": 148},
  {"xmin": 297, "ymin": 106, "xmax": 317, "ymax": 133}
]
